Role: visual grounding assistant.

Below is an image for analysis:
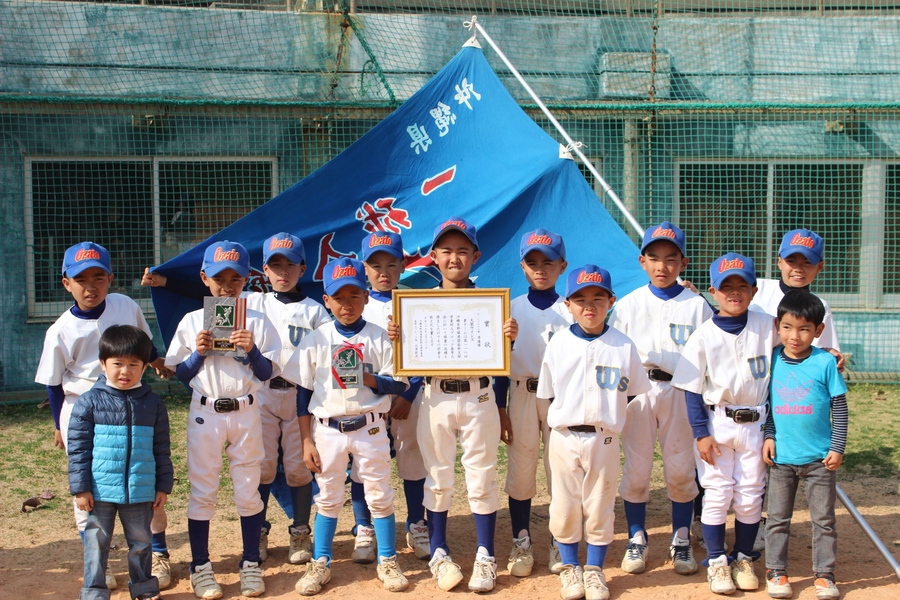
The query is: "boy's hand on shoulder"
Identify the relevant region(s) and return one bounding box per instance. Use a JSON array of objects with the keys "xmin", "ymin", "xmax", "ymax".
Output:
[
  {"xmin": 152, "ymin": 491, "xmax": 168, "ymax": 509},
  {"xmin": 498, "ymin": 407, "xmax": 513, "ymax": 445},
  {"xmin": 823, "ymin": 451, "xmax": 843, "ymax": 471},
  {"xmin": 53, "ymin": 428, "xmax": 65, "ymax": 450},
  {"xmin": 389, "ymin": 396, "xmax": 412, "ymax": 420},
  {"xmin": 196, "ymin": 330, "xmax": 213, "ymax": 356},
  {"xmin": 823, "ymin": 348, "xmax": 845, "ymax": 372},
  {"xmin": 763, "ymin": 438, "xmax": 776, "ymax": 466},
  {"xmin": 503, "ymin": 317, "xmax": 518, "ymax": 342},
  {"xmin": 75, "ymin": 492, "xmax": 94, "ymax": 511},
  {"xmin": 303, "ymin": 438, "xmax": 322, "ymax": 473},
  {"xmin": 230, "ymin": 329, "xmax": 255, "ymax": 353},
  {"xmin": 386, "ymin": 316, "xmax": 400, "ymax": 341},
  {"xmin": 696, "ymin": 436, "xmax": 721, "ymax": 466},
  {"xmin": 141, "ymin": 268, "xmax": 167, "ymax": 288},
  {"xmin": 150, "ymin": 357, "xmax": 173, "ymax": 380}
]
